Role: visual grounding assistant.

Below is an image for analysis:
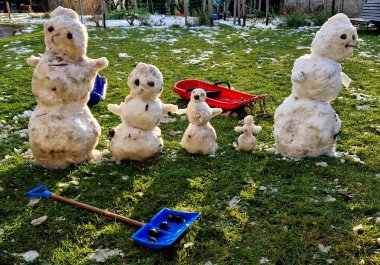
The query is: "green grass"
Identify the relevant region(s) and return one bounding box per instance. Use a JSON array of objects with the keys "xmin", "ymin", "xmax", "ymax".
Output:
[{"xmin": 0, "ymin": 24, "xmax": 379, "ymax": 264}]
